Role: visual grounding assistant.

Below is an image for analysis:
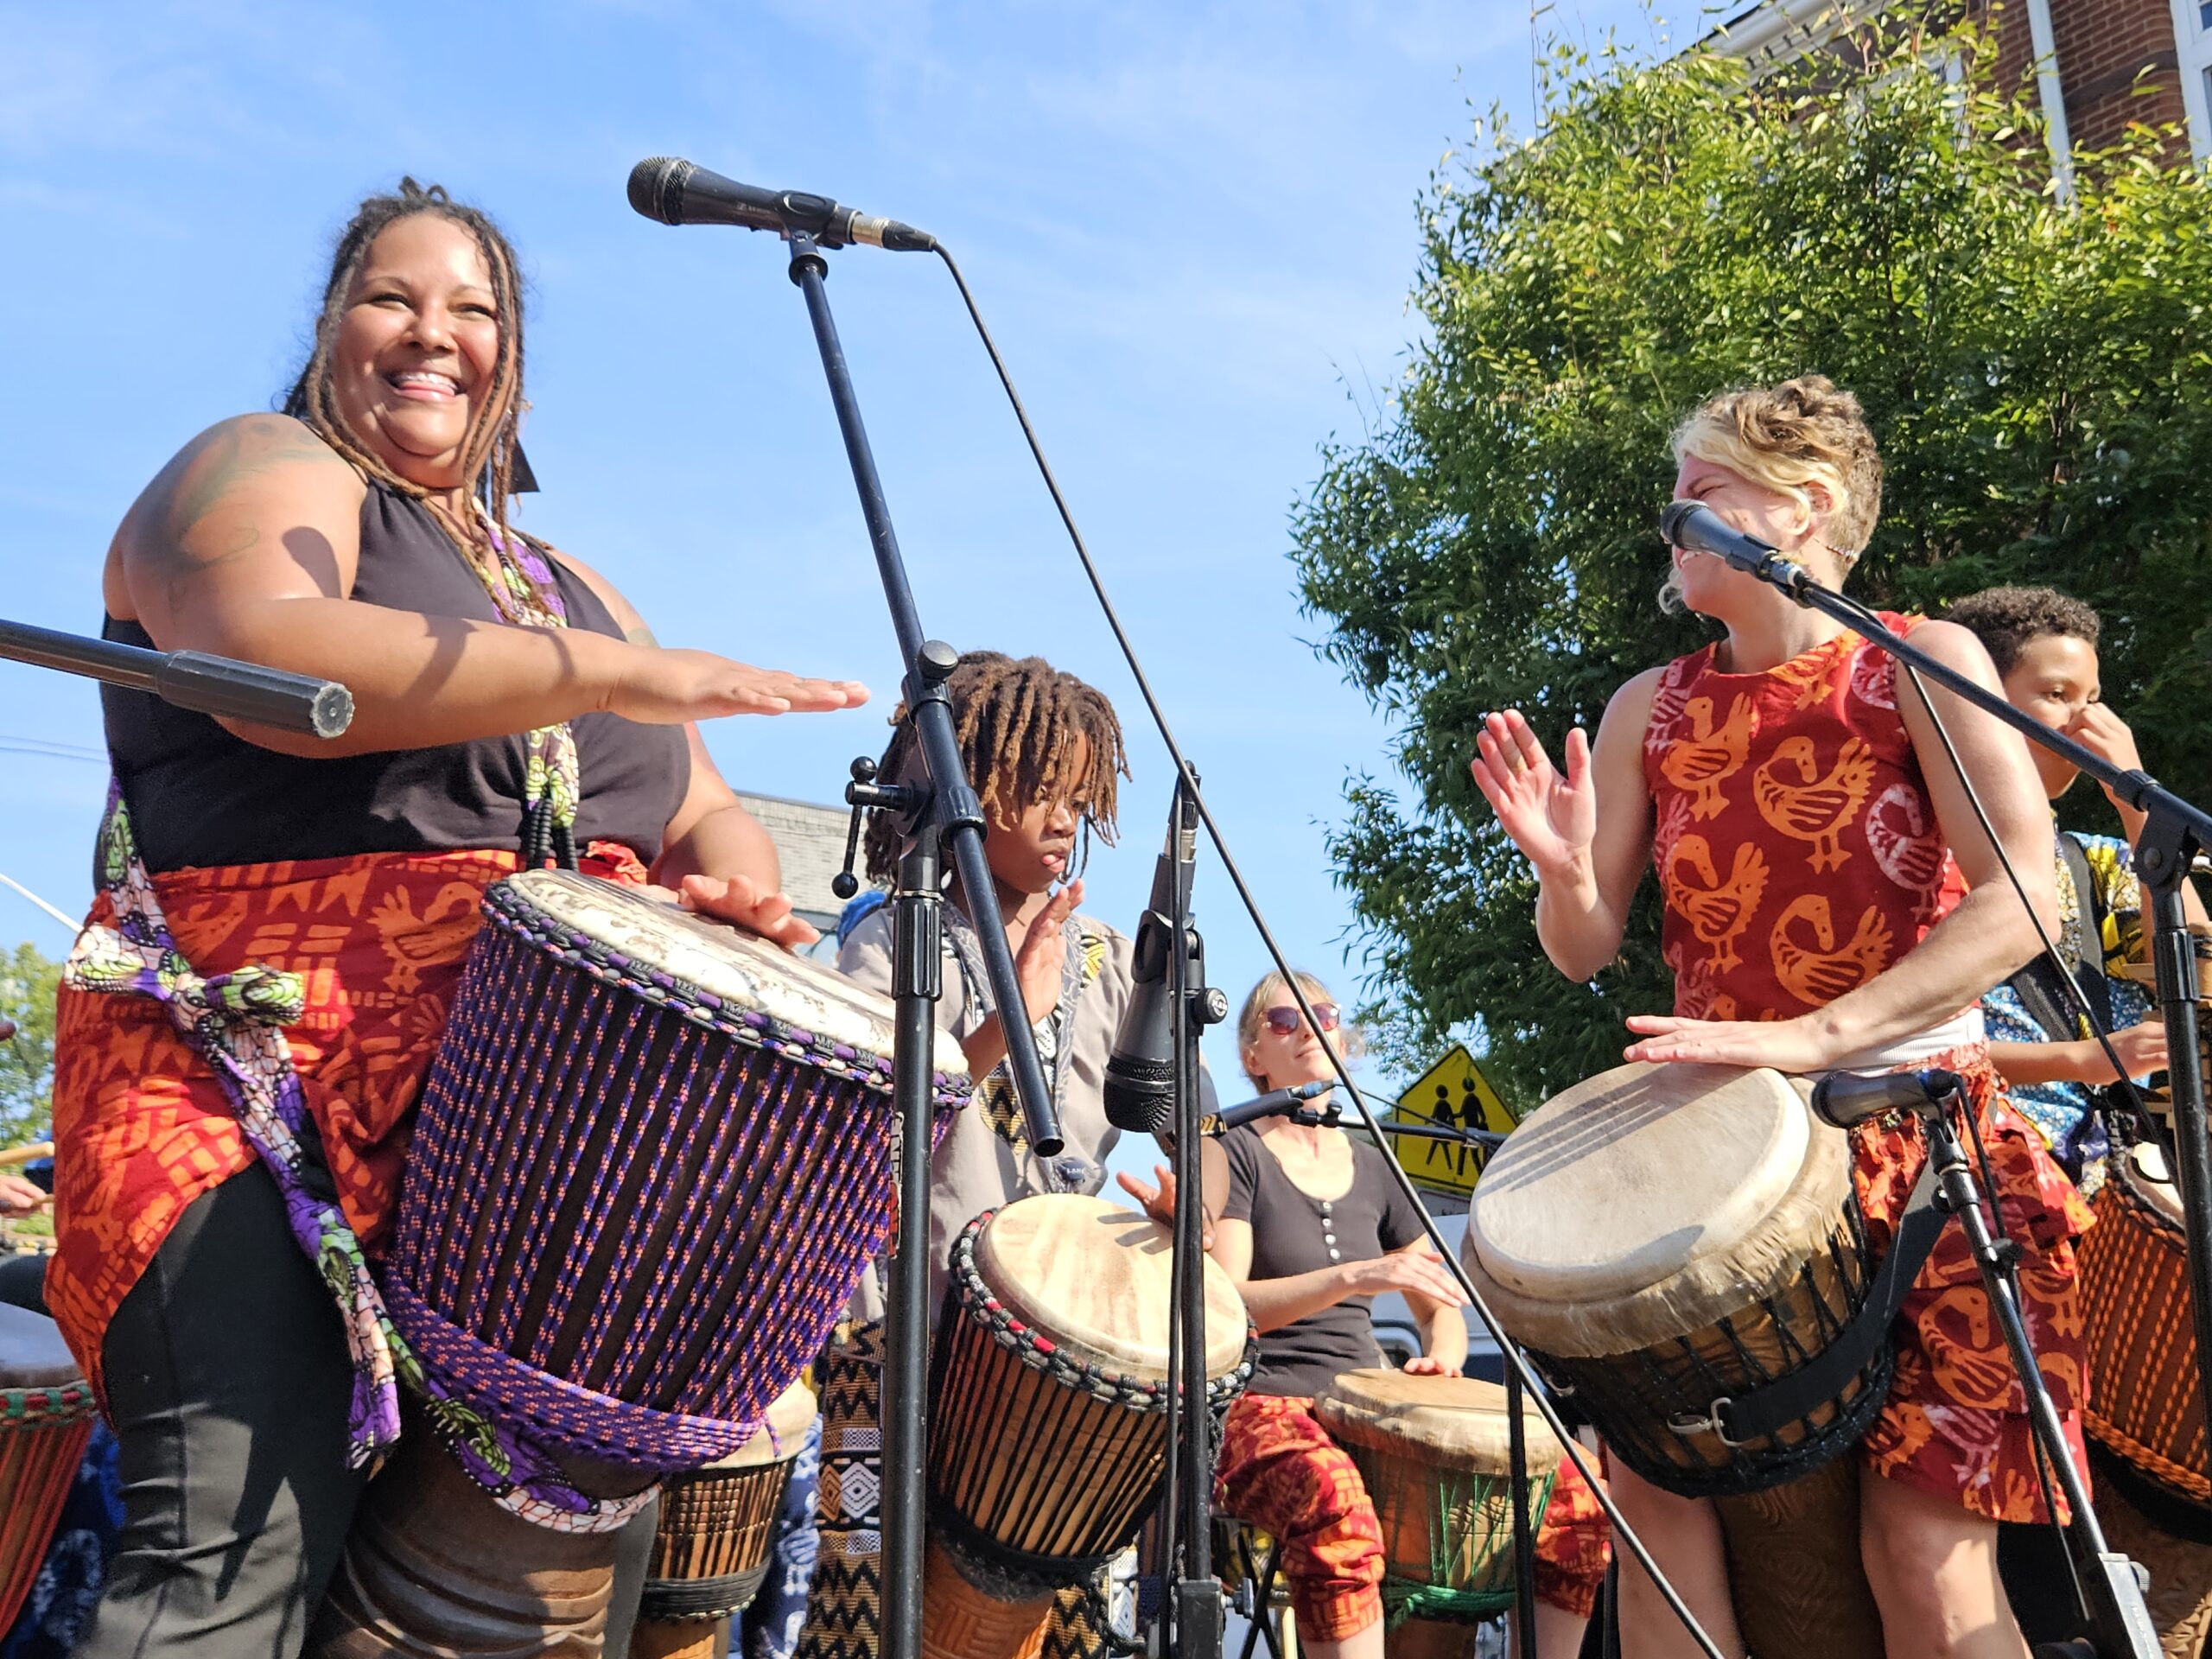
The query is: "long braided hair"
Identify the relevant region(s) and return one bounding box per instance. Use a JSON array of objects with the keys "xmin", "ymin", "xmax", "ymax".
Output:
[
  {"xmin": 861, "ymin": 652, "xmax": 1128, "ymax": 886},
  {"xmin": 281, "ymin": 177, "xmax": 530, "ymax": 551}
]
